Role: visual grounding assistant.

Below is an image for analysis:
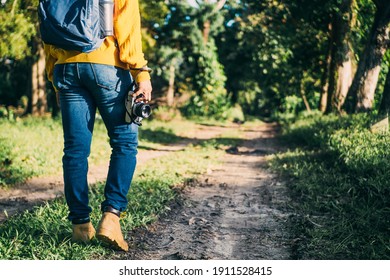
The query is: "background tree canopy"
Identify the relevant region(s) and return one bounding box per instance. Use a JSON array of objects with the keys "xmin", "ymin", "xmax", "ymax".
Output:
[{"xmin": 0, "ymin": 0, "xmax": 389, "ymax": 121}]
